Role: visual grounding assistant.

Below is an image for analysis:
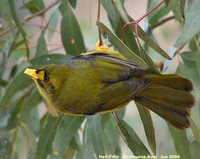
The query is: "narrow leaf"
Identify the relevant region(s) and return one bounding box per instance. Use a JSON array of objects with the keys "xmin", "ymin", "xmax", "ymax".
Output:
[
  {"xmin": 189, "ymin": 117, "xmax": 200, "ymax": 143},
  {"xmin": 175, "ymin": 0, "xmax": 200, "ymax": 47},
  {"xmin": 168, "ymin": 124, "xmax": 191, "ymax": 159},
  {"xmin": 167, "ymin": 0, "xmax": 184, "ymax": 23},
  {"xmin": 0, "ymin": 72, "xmax": 32, "ymax": 106},
  {"xmin": 48, "ymin": 4, "xmax": 60, "ymax": 40},
  {"xmin": 53, "ymin": 116, "xmax": 85, "ymax": 157},
  {"xmin": 147, "ymin": 0, "xmax": 170, "ymax": 25},
  {"xmin": 102, "ymin": 114, "xmax": 121, "ymax": 156},
  {"xmin": 87, "ymin": 116, "xmax": 106, "ymax": 157},
  {"xmin": 35, "ymin": 115, "xmax": 63, "ymax": 159},
  {"xmin": 60, "ymin": 1, "xmax": 86, "ymax": 55},
  {"xmin": 139, "ymin": 47, "xmax": 159, "ymax": 73},
  {"xmin": 136, "ymin": 103, "xmax": 156, "ymax": 154},
  {"xmin": 24, "ymin": 0, "xmax": 45, "ymax": 13},
  {"xmin": 69, "ymin": 0, "xmax": 77, "ymax": 9},
  {"xmin": 30, "ymin": 54, "xmax": 73, "ymax": 65},
  {"xmin": 97, "ymin": 22, "xmax": 148, "ymax": 70},
  {"xmin": 112, "ymin": 0, "xmax": 171, "ymax": 60},
  {"xmin": 35, "ymin": 33, "xmax": 48, "ymax": 57},
  {"xmin": 8, "ymin": 0, "xmax": 30, "ymax": 58},
  {"xmin": 118, "ymin": 119, "xmax": 151, "ymax": 155}
]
